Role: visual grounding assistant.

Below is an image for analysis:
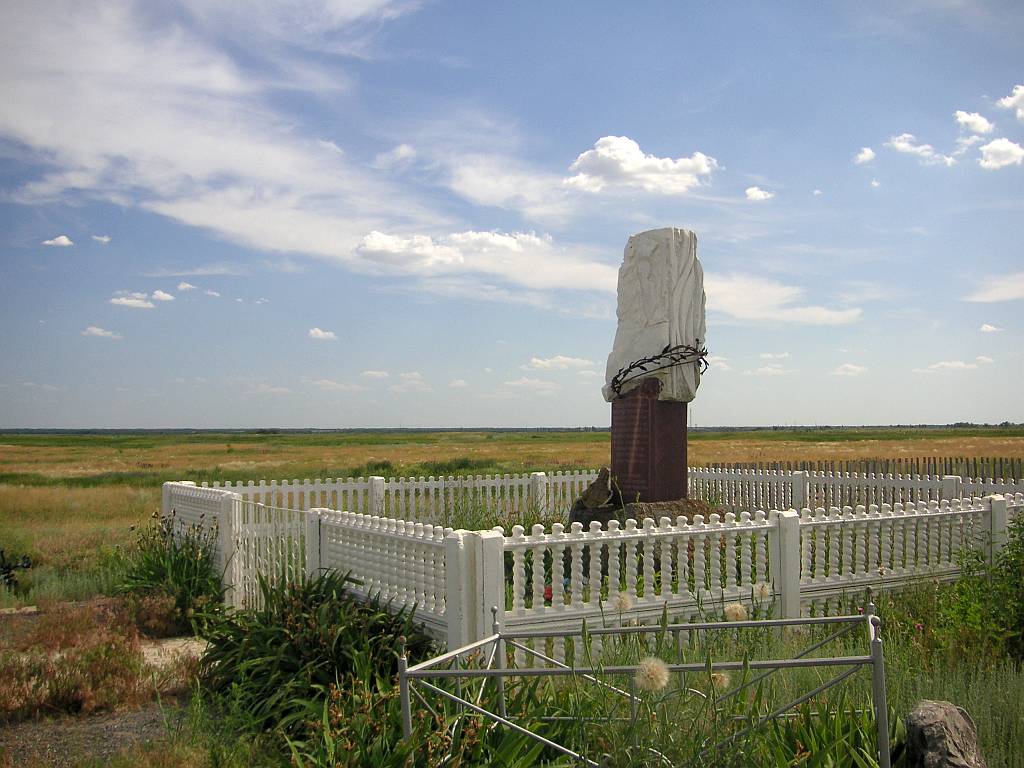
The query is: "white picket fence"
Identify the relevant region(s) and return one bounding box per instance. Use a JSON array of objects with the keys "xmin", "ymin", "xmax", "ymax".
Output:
[{"xmin": 164, "ymin": 474, "xmax": 1022, "ymax": 650}]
